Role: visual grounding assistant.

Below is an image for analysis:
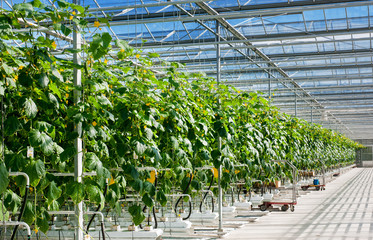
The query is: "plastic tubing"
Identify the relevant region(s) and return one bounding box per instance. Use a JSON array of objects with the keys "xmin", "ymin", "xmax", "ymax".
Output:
[
  {"xmin": 9, "ymin": 172, "xmax": 29, "ymax": 240},
  {"xmin": 199, "ymin": 175, "xmax": 214, "ymax": 213},
  {"xmin": 174, "ymin": 176, "xmax": 192, "ymax": 220}
]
